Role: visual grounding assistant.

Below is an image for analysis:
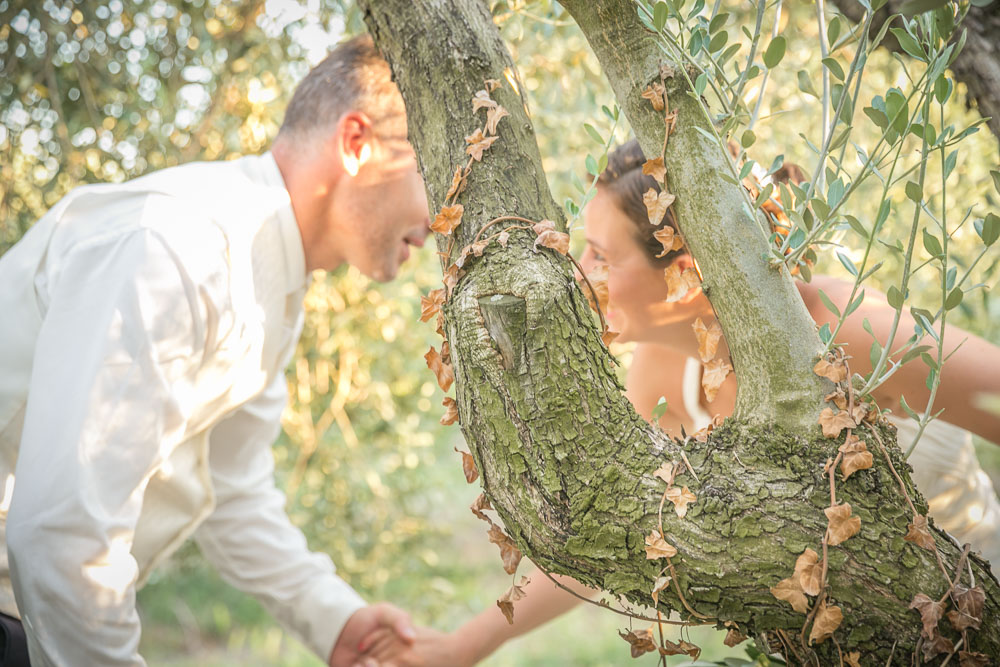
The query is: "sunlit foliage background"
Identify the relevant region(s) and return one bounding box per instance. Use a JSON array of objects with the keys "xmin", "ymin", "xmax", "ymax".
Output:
[{"xmin": 1, "ymin": 0, "xmax": 997, "ymax": 664}]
